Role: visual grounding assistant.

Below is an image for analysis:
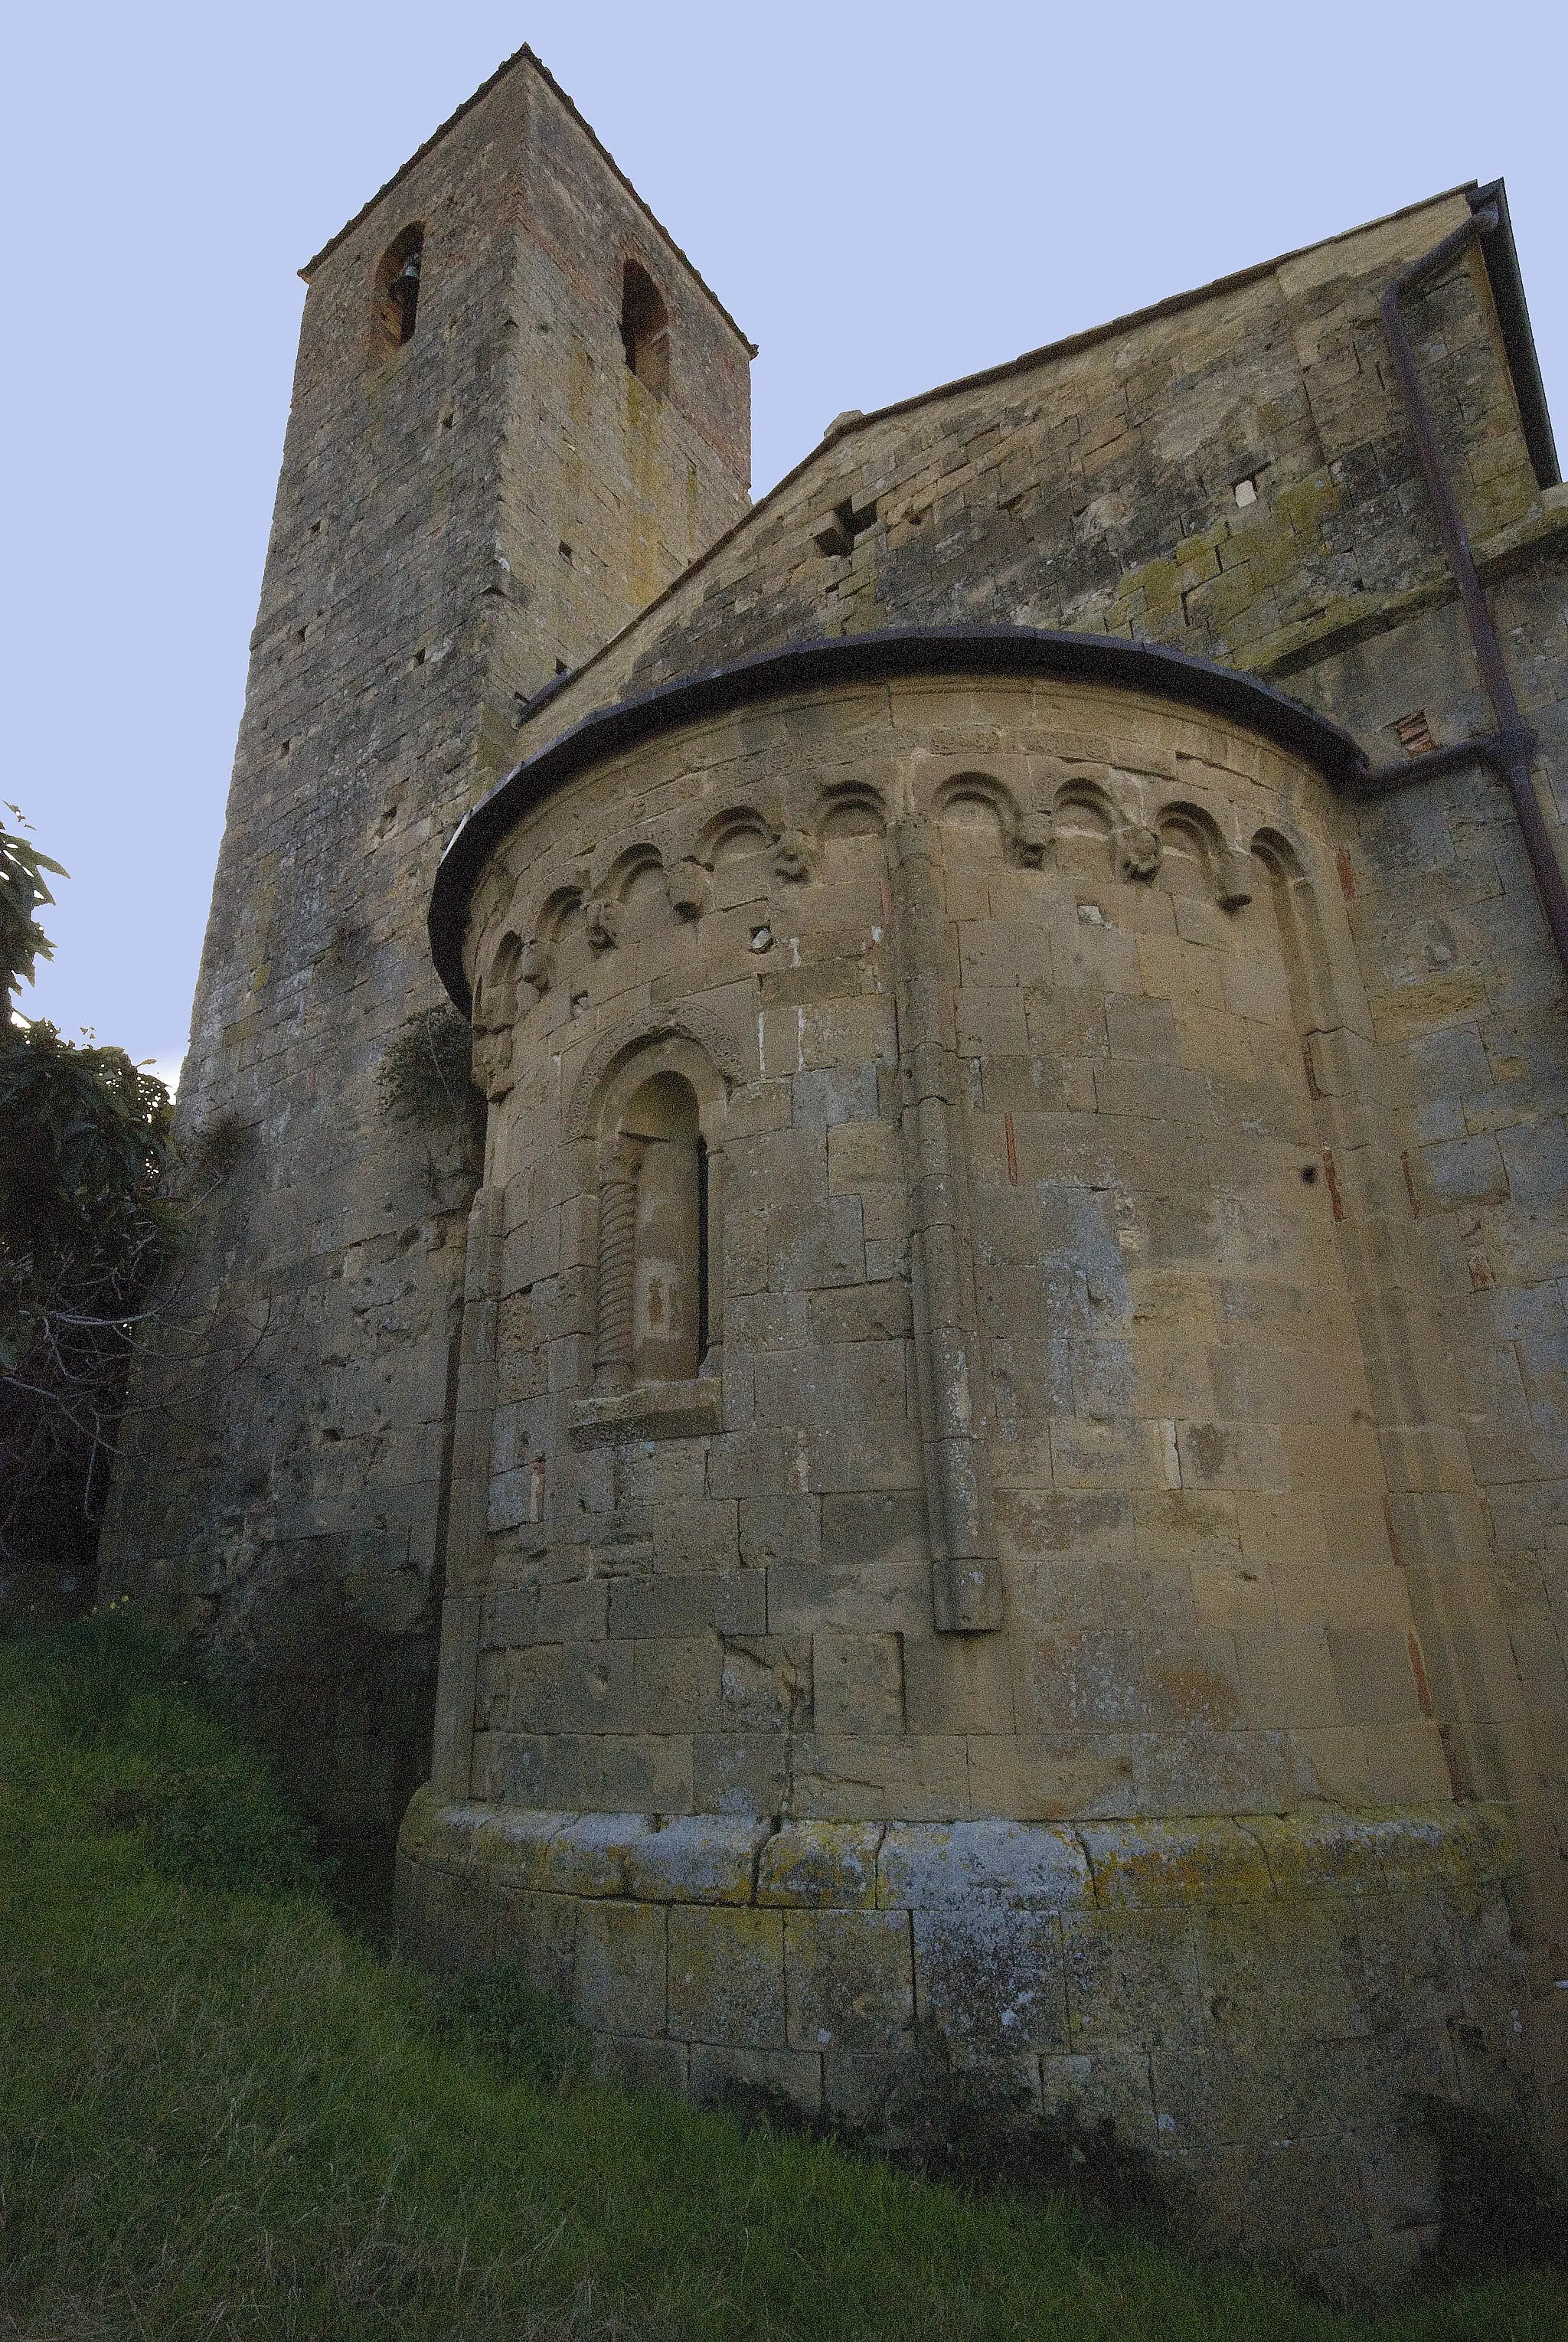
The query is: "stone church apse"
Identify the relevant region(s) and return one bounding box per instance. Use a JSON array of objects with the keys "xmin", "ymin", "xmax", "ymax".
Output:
[{"xmin": 400, "ymin": 639, "xmax": 1521, "ymax": 2282}]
